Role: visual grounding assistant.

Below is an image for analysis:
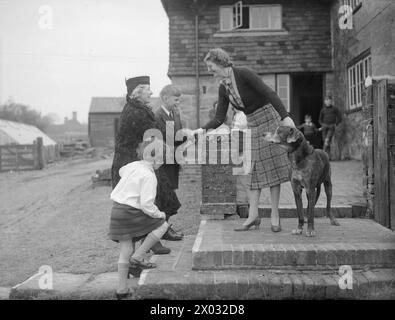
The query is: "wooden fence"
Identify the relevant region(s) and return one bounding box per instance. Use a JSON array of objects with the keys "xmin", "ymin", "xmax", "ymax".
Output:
[
  {"xmin": 0, "ymin": 137, "xmax": 46, "ymax": 172},
  {"xmin": 371, "ymin": 79, "xmax": 395, "ymax": 230}
]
